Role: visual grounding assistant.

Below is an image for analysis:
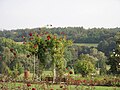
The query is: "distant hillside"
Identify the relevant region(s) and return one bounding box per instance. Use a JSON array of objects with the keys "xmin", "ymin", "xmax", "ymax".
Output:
[{"xmin": 0, "ymin": 27, "xmax": 120, "ymax": 43}]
